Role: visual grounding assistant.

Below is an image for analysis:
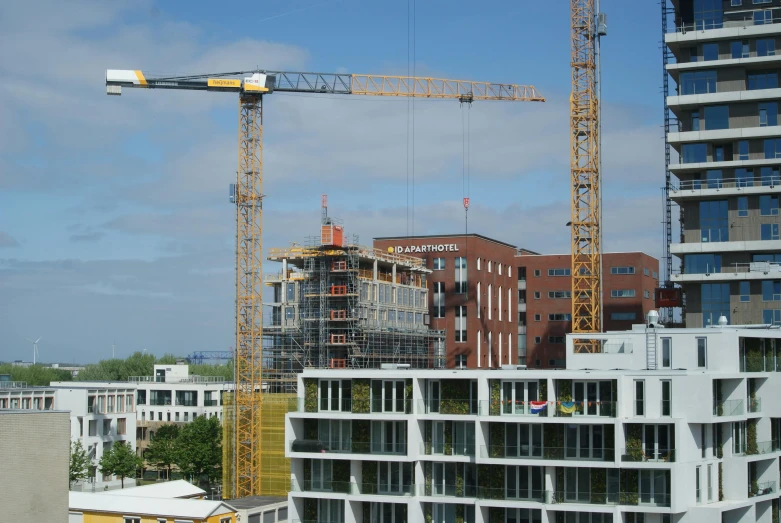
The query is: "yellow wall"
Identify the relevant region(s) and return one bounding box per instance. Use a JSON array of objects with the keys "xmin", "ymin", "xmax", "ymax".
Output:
[{"xmin": 80, "ymin": 510, "xmax": 236, "ymax": 523}]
